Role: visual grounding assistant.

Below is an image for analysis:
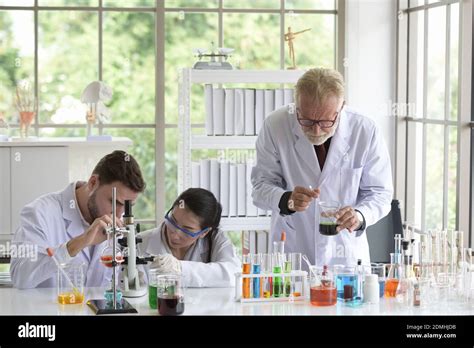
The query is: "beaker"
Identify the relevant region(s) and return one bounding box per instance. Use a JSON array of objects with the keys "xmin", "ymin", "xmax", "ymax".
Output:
[
  {"xmin": 437, "ymin": 272, "xmax": 456, "ymax": 302},
  {"xmin": 310, "ymin": 265, "xmax": 337, "ymax": 306},
  {"xmin": 318, "ymin": 201, "xmax": 340, "ymax": 236},
  {"xmin": 371, "ymin": 263, "xmax": 385, "ymax": 298},
  {"xmin": 57, "ymin": 263, "xmax": 85, "ymax": 304},
  {"xmin": 334, "ymin": 265, "xmax": 359, "ymax": 303},
  {"xmin": 156, "ymin": 274, "xmax": 185, "ymax": 316},
  {"xmin": 148, "ymin": 269, "xmax": 159, "ymax": 309}
]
